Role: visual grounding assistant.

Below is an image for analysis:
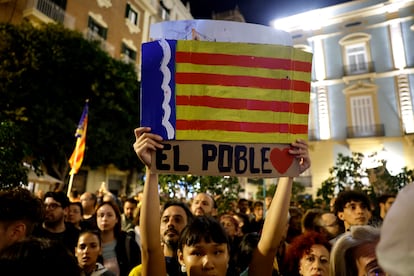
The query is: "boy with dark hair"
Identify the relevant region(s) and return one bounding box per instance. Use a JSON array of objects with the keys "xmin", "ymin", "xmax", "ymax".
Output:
[{"xmin": 334, "ymin": 190, "xmax": 372, "ymax": 232}]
